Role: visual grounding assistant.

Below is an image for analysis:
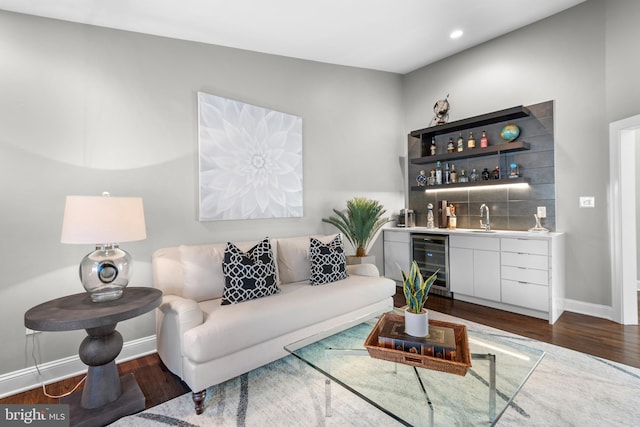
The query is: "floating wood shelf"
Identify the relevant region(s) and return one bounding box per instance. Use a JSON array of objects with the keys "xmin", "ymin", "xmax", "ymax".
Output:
[
  {"xmin": 410, "ymin": 141, "xmax": 530, "ymax": 164},
  {"xmin": 411, "ymin": 177, "xmax": 530, "ymax": 191},
  {"xmin": 410, "ymin": 105, "xmax": 531, "ymax": 139}
]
